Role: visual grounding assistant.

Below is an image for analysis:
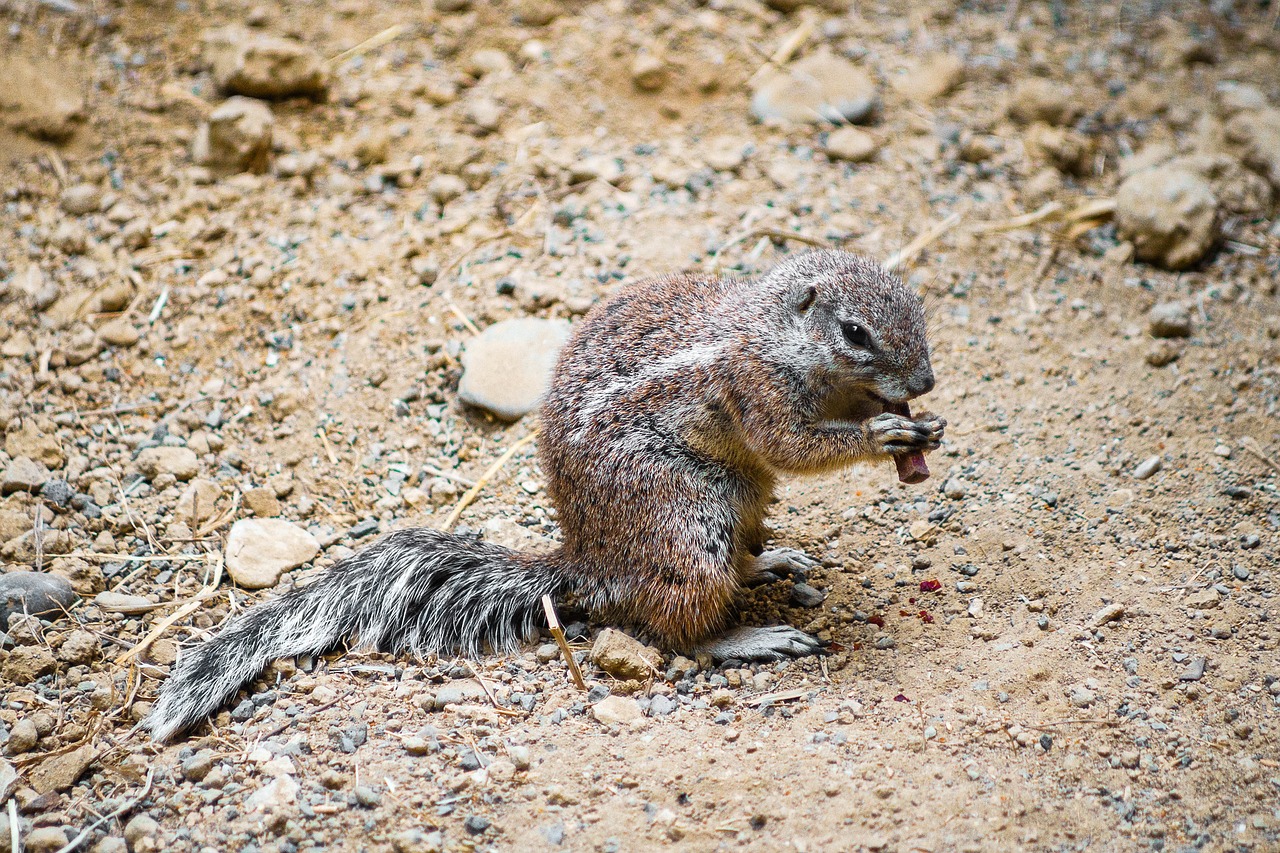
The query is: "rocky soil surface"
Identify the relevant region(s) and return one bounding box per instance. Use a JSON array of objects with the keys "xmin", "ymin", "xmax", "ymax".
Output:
[{"xmin": 1, "ymin": 0, "xmax": 1279, "ymax": 851}]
